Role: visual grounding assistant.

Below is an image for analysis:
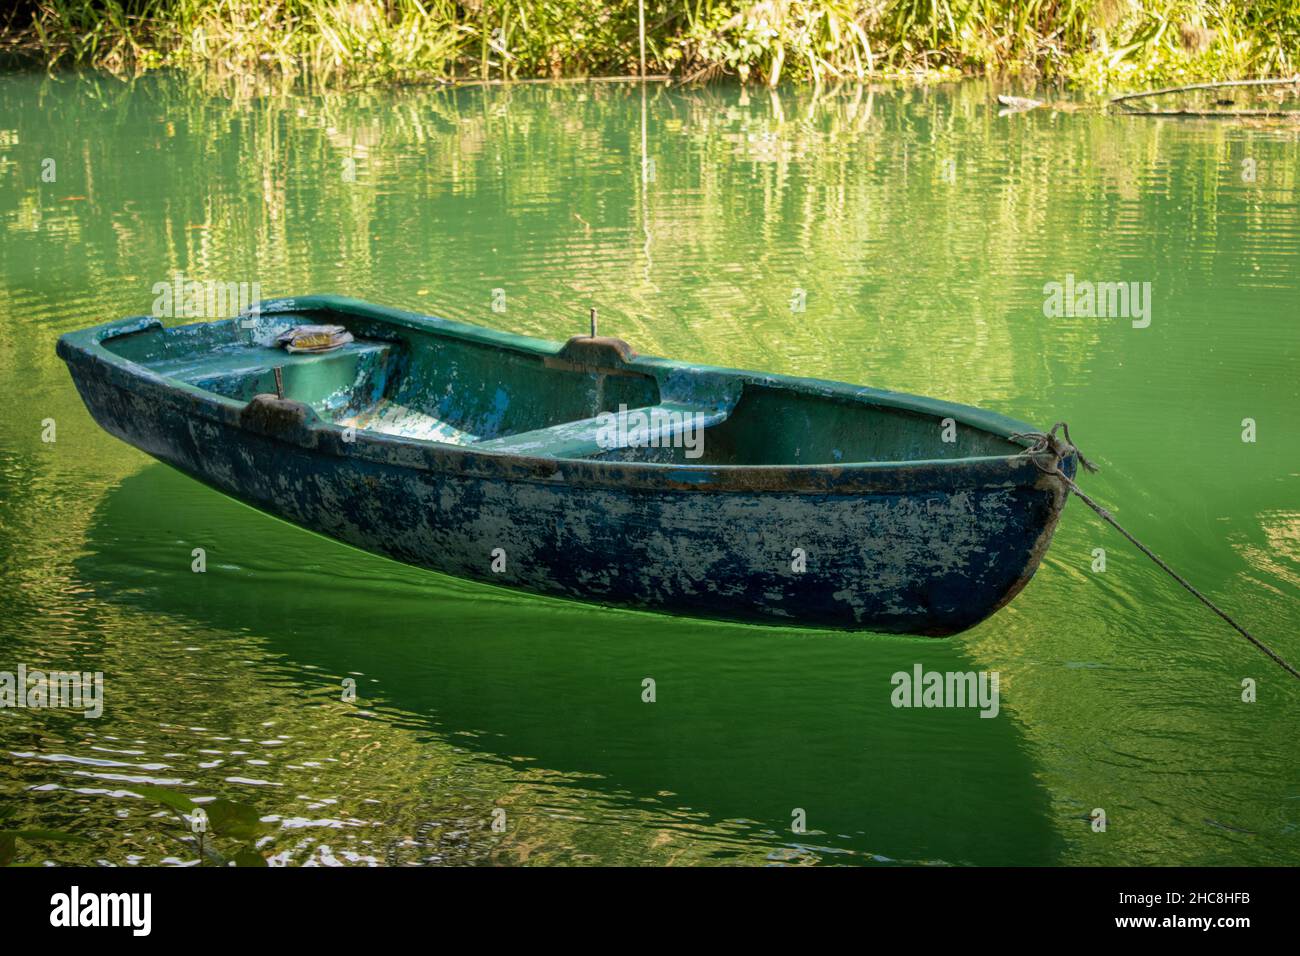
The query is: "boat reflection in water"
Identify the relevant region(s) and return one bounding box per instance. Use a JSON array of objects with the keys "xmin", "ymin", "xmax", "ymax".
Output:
[{"xmin": 74, "ymin": 464, "xmax": 1063, "ymax": 865}]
